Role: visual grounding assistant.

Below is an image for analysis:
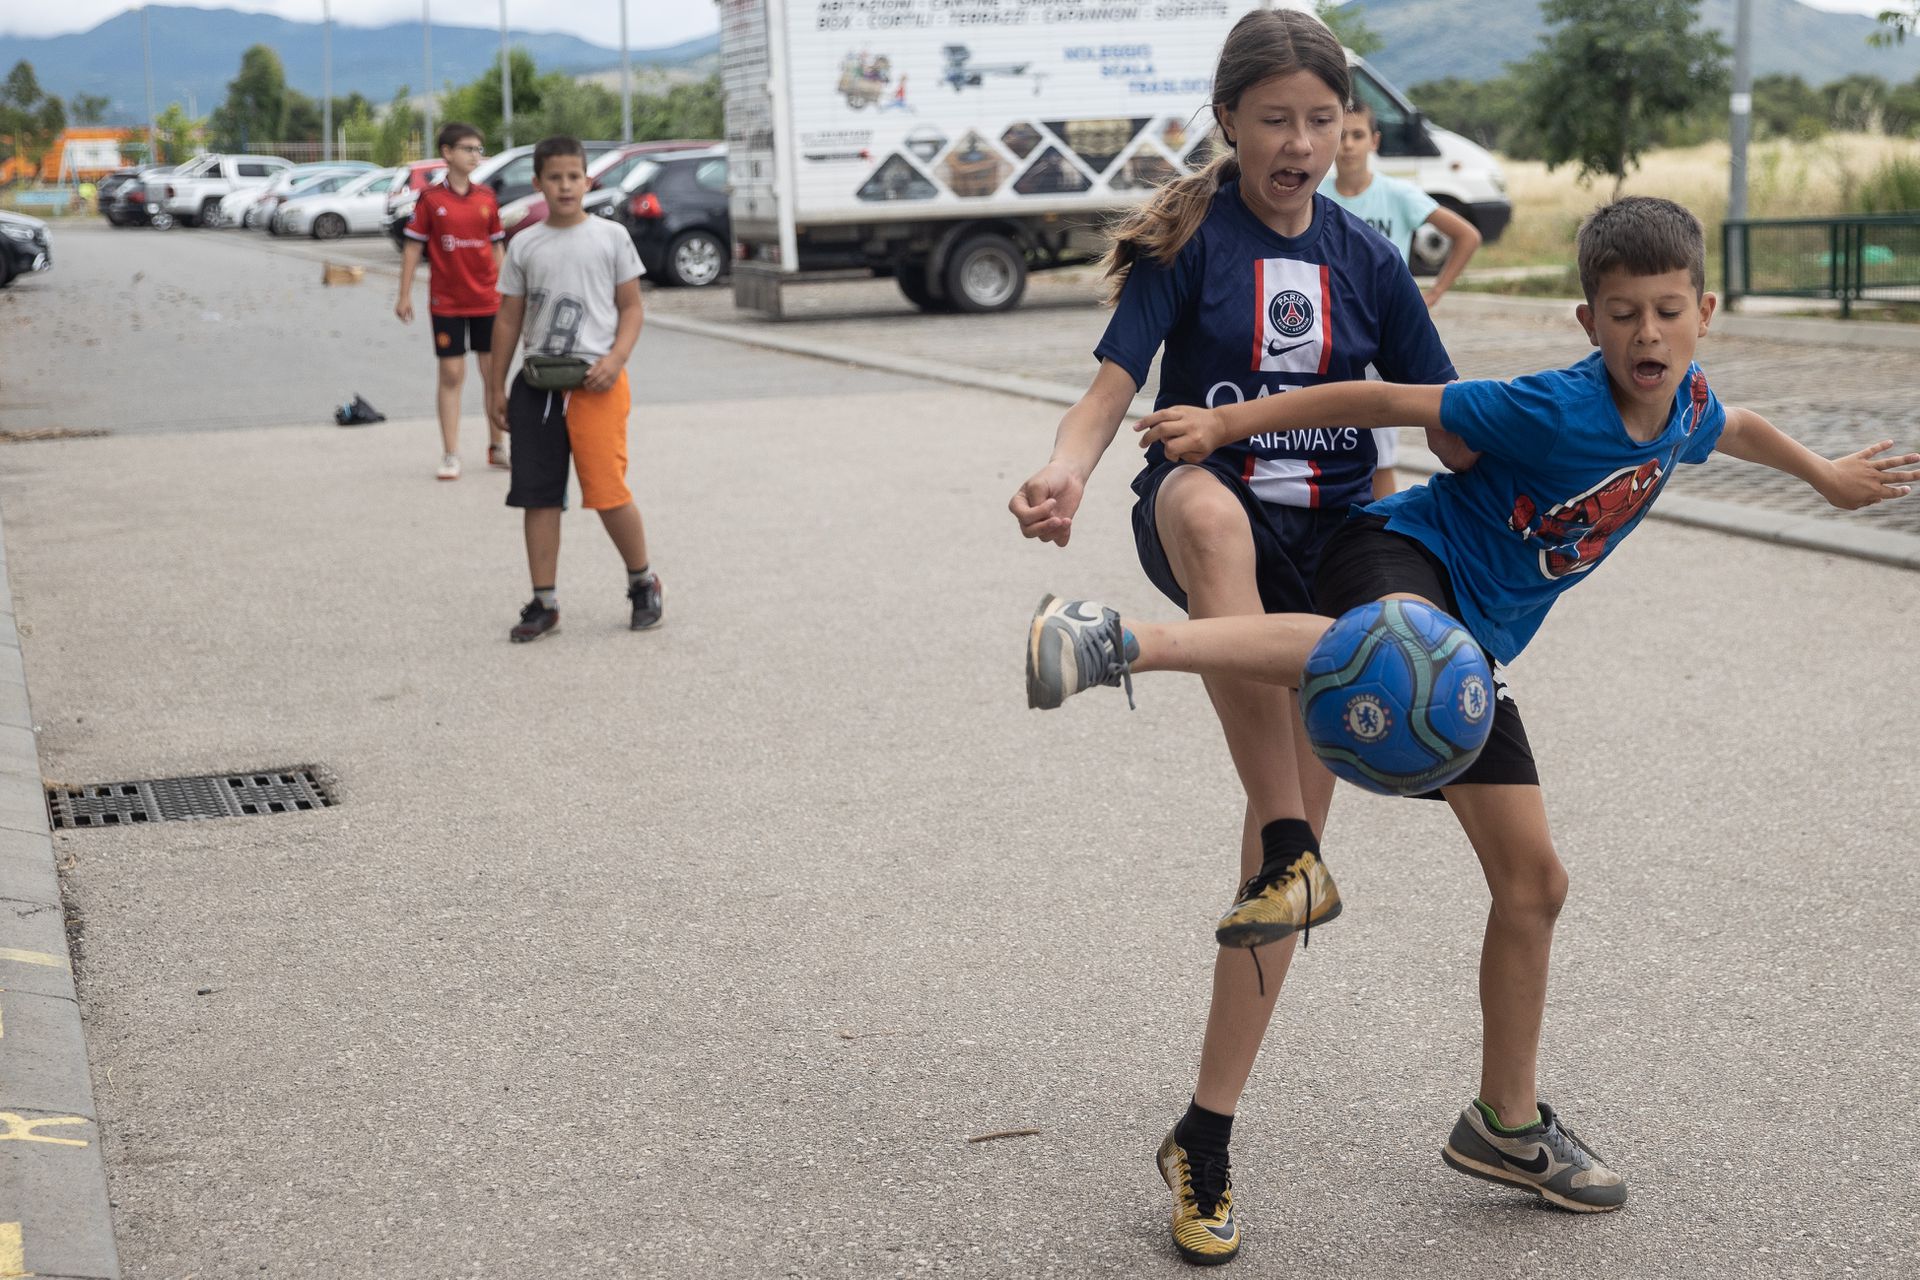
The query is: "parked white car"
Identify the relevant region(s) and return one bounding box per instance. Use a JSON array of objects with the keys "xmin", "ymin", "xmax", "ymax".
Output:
[
  {"xmin": 149, "ymin": 153, "xmax": 292, "ymax": 227},
  {"xmin": 273, "ymin": 168, "xmax": 405, "ymax": 239},
  {"xmin": 222, "ymin": 162, "xmax": 375, "ymax": 229}
]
